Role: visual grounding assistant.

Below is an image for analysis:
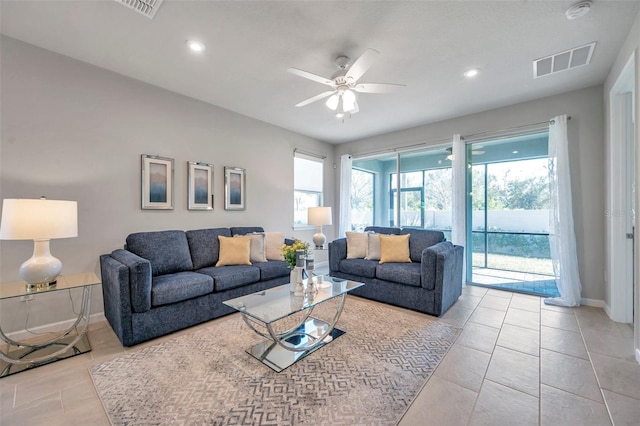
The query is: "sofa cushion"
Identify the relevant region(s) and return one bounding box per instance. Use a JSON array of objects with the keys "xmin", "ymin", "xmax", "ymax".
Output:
[
  {"xmin": 346, "ymin": 231, "xmax": 368, "ymax": 259},
  {"xmin": 376, "ymin": 262, "xmax": 422, "ymax": 287},
  {"xmin": 230, "ymin": 226, "xmax": 265, "ymax": 236},
  {"xmin": 339, "ymin": 258, "xmax": 378, "ymax": 278},
  {"xmin": 253, "ymin": 260, "xmax": 290, "ymax": 281},
  {"xmin": 185, "ymin": 228, "xmax": 231, "ymax": 269},
  {"xmin": 379, "ymin": 234, "xmax": 411, "ymax": 264},
  {"xmin": 151, "ymin": 272, "xmax": 214, "ymax": 307},
  {"xmin": 401, "ymin": 228, "xmax": 445, "ymax": 262},
  {"xmin": 126, "ymin": 230, "xmax": 194, "ymax": 277},
  {"xmin": 365, "ymin": 233, "xmax": 381, "ymax": 261},
  {"xmin": 216, "ymin": 236, "xmax": 251, "ymax": 266},
  {"xmin": 364, "ymin": 226, "xmax": 401, "ymax": 235},
  {"xmin": 197, "ymin": 265, "xmax": 260, "ymax": 292}
]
